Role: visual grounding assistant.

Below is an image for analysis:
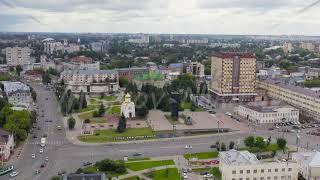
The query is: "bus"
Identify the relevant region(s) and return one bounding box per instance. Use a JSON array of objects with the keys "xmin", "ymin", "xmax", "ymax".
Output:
[{"xmin": 0, "ymin": 165, "xmax": 14, "ymax": 176}]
